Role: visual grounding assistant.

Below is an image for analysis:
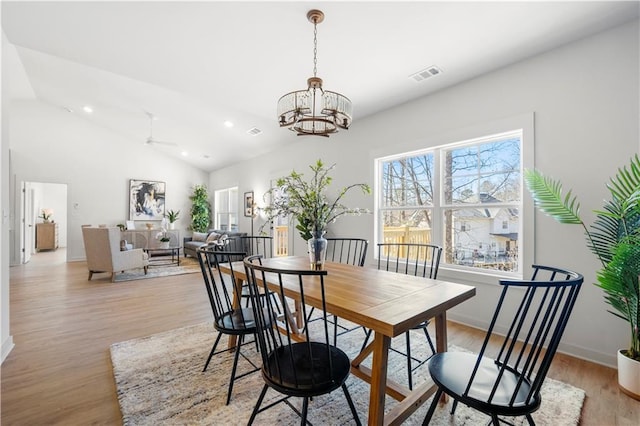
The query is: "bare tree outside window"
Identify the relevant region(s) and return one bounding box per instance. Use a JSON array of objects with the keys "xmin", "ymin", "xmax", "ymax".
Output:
[{"xmin": 378, "ymin": 132, "xmax": 521, "ymax": 273}]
